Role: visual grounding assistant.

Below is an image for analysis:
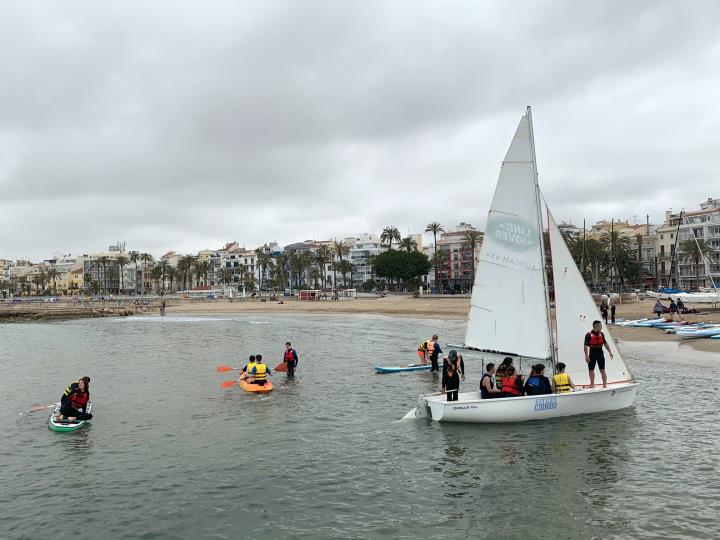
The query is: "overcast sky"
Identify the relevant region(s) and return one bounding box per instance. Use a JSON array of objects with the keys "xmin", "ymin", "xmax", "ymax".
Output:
[{"xmin": 2, "ymin": 1, "xmax": 719, "ymax": 261}]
